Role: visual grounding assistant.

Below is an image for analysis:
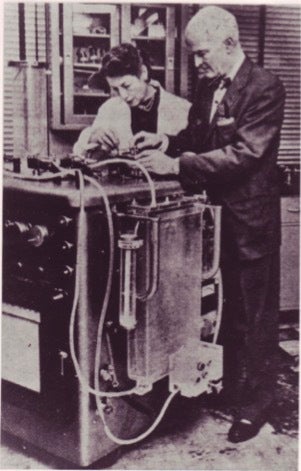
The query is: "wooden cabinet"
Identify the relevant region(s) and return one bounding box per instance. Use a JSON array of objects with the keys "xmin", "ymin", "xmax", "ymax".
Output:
[
  {"xmin": 63, "ymin": 3, "xmax": 119, "ymax": 125},
  {"xmin": 49, "ymin": 3, "xmax": 178, "ymax": 129},
  {"xmin": 280, "ymin": 196, "xmax": 299, "ymax": 311},
  {"xmin": 50, "ymin": 3, "xmax": 120, "ymax": 128}
]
